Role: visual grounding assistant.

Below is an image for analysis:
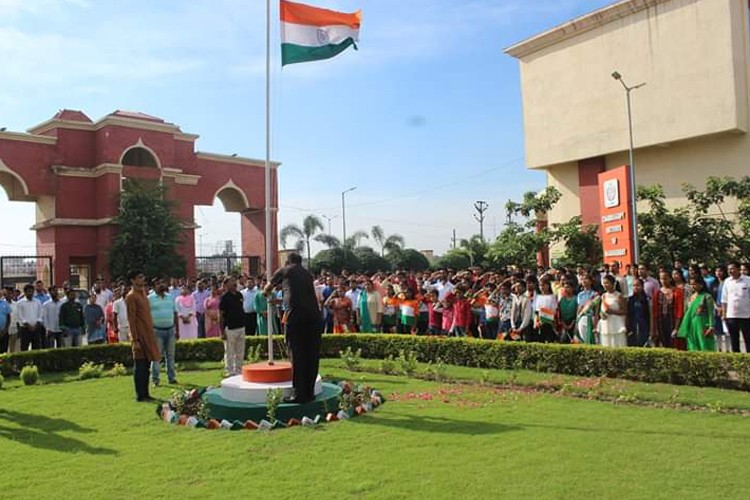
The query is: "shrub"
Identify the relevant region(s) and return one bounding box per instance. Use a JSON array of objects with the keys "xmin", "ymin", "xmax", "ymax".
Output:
[
  {"xmin": 425, "ymin": 358, "xmax": 448, "ymax": 382},
  {"xmin": 79, "ymin": 361, "xmax": 105, "ymax": 380},
  {"xmin": 6, "ymin": 335, "xmax": 750, "ymax": 393},
  {"xmin": 397, "ymin": 350, "xmax": 418, "ymax": 376},
  {"xmin": 20, "ymin": 364, "xmax": 39, "ymax": 385},
  {"xmin": 246, "ymin": 345, "xmax": 262, "ymax": 363},
  {"xmin": 339, "ymin": 347, "xmax": 362, "ymax": 371},
  {"xmin": 380, "ymin": 355, "xmax": 398, "ymax": 375},
  {"xmin": 266, "ymin": 388, "xmax": 283, "ymax": 423},
  {"xmin": 108, "ymin": 363, "xmax": 128, "ymax": 377}
]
